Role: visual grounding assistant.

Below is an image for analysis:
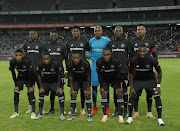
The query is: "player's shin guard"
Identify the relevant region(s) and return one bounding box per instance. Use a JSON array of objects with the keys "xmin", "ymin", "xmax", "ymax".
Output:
[
  {"xmin": 117, "ymin": 99, "xmax": 124, "ymax": 116},
  {"xmin": 114, "ymin": 89, "xmax": 118, "ymax": 110},
  {"xmin": 39, "ymin": 96, "xmax": 44, "ymax": 115},
  {"xmin": 85, "ymin": 94, "xmax": 92, "ymax": 116},
  {"xmin": 70, "ymin": 97, "xmax": 77, "ymax": 116},
  {"xmin": 128, "ymin": 94, "xmax": 136, "ymax": 117},
  {"xmin": 153, "ymin": 93, "xmax": 162, "ymax": 118},
  {"xmin": 101, "ymin": 98, "xmax": 108, "ymax": 115},
  {"xmin": 81, "ymin": 91, "xmax": 85, "ymax": 108},
  {"xmin": 146, "ymin": 90, "xmax": 152, "ymax": 112},
  {"xmin": 134, "ymin": 95, "xmax": 139, "ymax": 112},
  {"xmin": 123, "ymin": 89, "xmax": 128, "ymax": 111},
  {"xmin": 92, "ymin": 86, "xmax": 97, "ymax": 106},
  {"xmin": 50, "ymin": 92, "xmax": 55, "ymax": 111},
  {"xmin": 58, "ymin": 93, "xmax": 64, "ymax": 115},
  {"xmin": 14, "ymin": 90, "xmax": 20, "ymax": 113},
  {"xmin": 29, "ymin": 91, "xmax": 35, "ymax": 113},
  {"xmin": 107, "ymin": 88, "xmax": 110, "ymax": 107}
]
